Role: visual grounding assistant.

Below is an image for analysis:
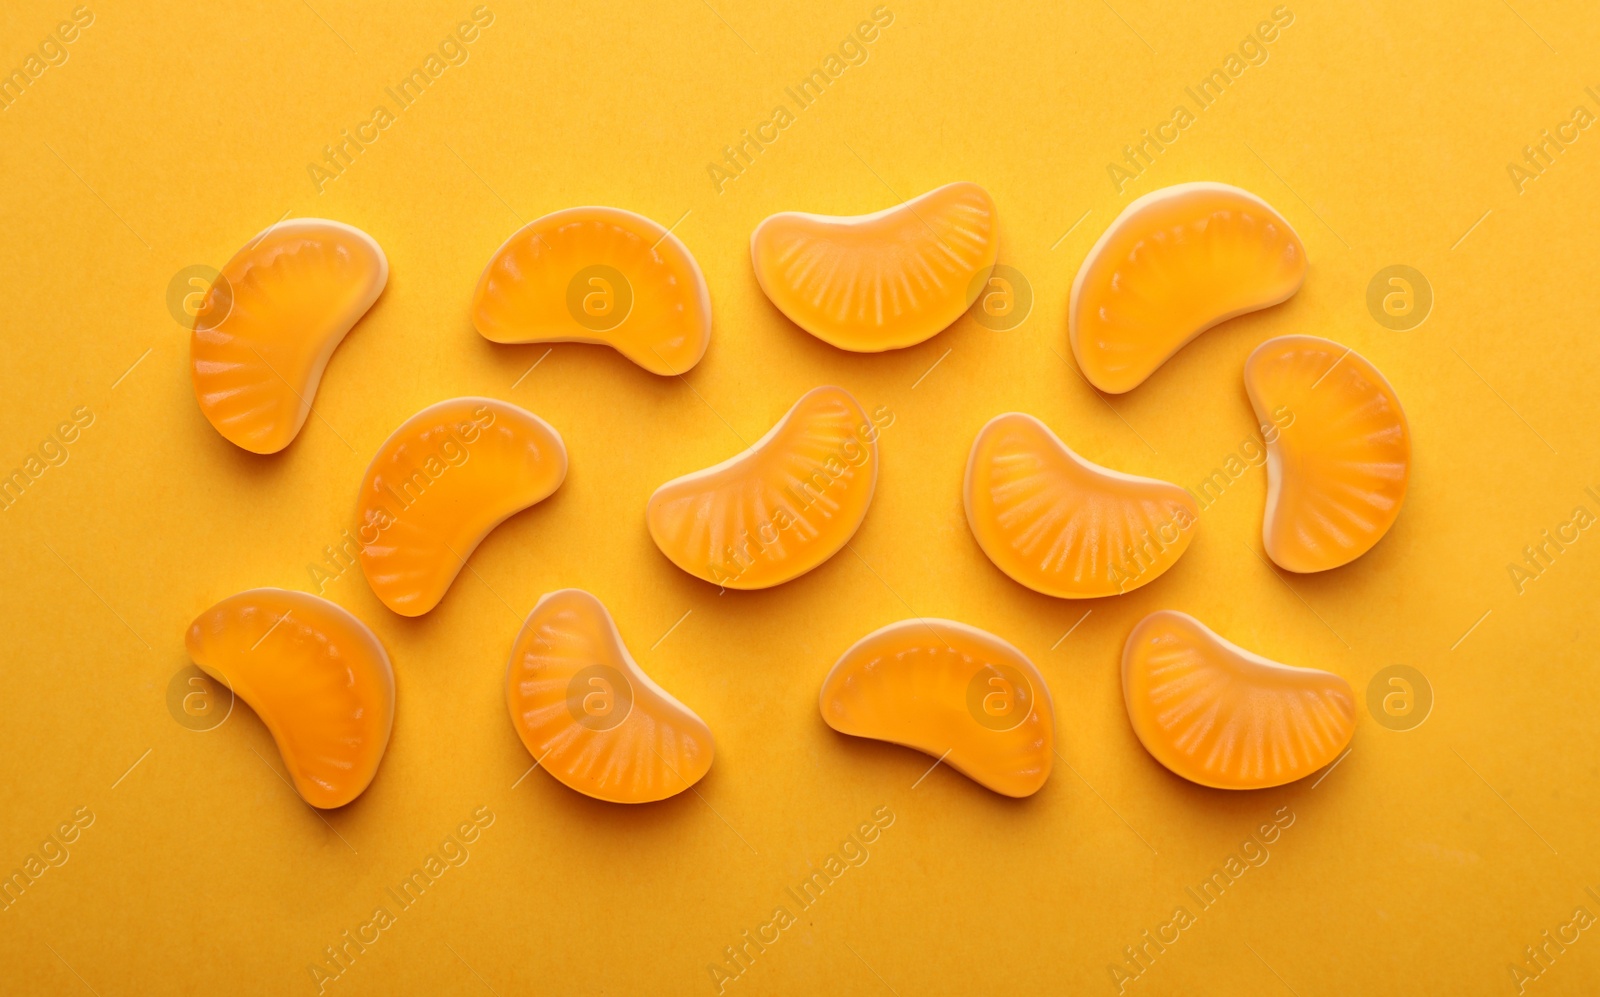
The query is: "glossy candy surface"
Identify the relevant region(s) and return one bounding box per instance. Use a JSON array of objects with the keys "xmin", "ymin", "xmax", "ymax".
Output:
[
  {"xmin": 505, "ymin": 589, "xmax": 714, "ymax": 803},
  {"xmin": 190, "ymin": 219, "xmax": 387, "ymax": 453},
  {"xmin": 470, "ymin": 206, "xmax": 711, "ymax": 375},
  {"xmin": 964, "ymin": 413, "xmax": 1197, "ymax": 598},
  {"xmin": 357, "ymin": 398, "xmax": 566, "ymax": 616},
  {"xmin": 751, "ymin": 181, "xmax": 999, "ymax": 352},
  {"xmin": 647, "ymin": 386, "xmax": 878, "ymax": 589},
  {"xmin": 1122, "ymin": 610, "xmax": 1355, "ymax": 790},
  {"xmin": 1070, "ymin": 183, "xmax": 1306, "ymax": 394},
  {"xmin": 819, "ymin": 618, "xmax": 1053, "ymax": 797},
  {"xmin": 185, "ymin": 588, "xmax": 395, "ymax": 809},
  {"xmin": 1245, "ymin": 335, "xmax": 1410, "ymax": 573}
]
